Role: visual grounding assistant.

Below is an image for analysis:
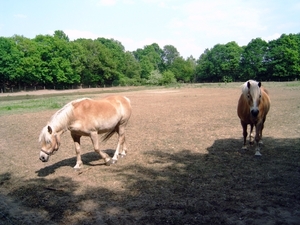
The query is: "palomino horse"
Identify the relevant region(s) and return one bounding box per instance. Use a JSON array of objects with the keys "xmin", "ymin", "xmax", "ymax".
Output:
[
  {"xmin": 39, "ymin": 95, "xmax": 131, "ymax": 168},
  {"xmin": 237, "ymin": 80, "xmax": 270, "ymax": 156}
]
